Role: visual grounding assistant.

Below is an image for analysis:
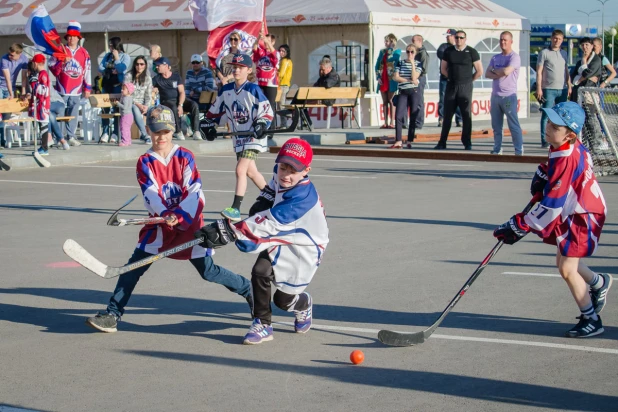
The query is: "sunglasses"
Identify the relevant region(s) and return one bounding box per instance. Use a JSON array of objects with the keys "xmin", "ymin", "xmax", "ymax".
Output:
[
  {"xmin": 230, "ymin": 38, "xmax": 240, "ymax": 42},
  {"xmin": 191, "ymin": 61, "xmax": 201, "ymax": 64},
  {"xmin": 406, "ymin": 50, "xmax": 415, "ymax": 54},
  {"xmin": 455, "ymin": 36, "xmax": 466, "ymax": 40},
  {"xmin": 135, "ymin": 62, "xmax": 146, "ymax": 66}
]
